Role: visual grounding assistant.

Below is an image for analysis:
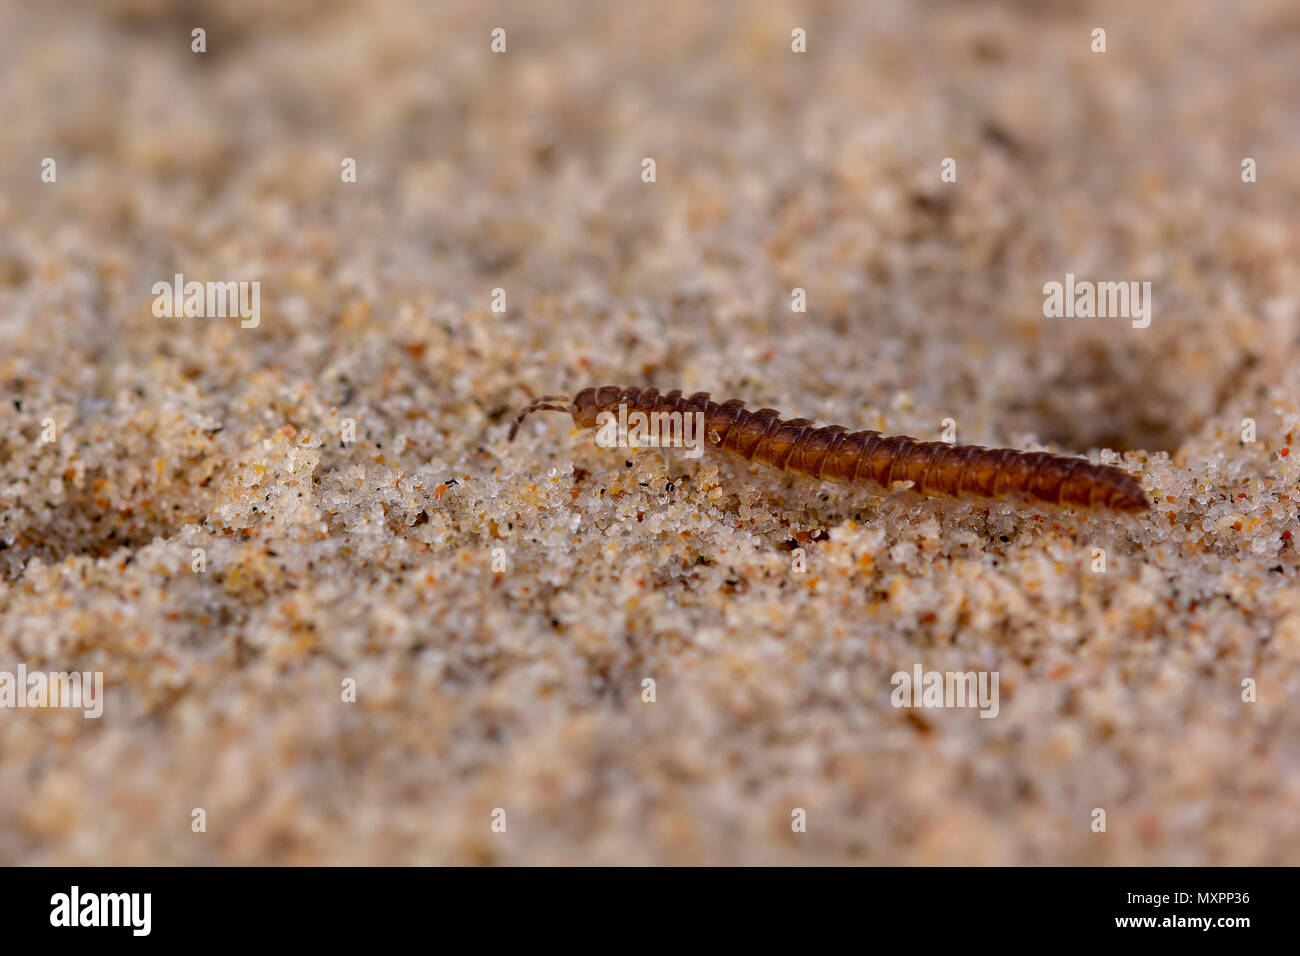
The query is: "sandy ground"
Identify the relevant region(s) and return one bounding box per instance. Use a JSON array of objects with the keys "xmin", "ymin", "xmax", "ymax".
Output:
[{"xmin": 1, "ymin": 0, "xmax": 1299, "ymax": 864}]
